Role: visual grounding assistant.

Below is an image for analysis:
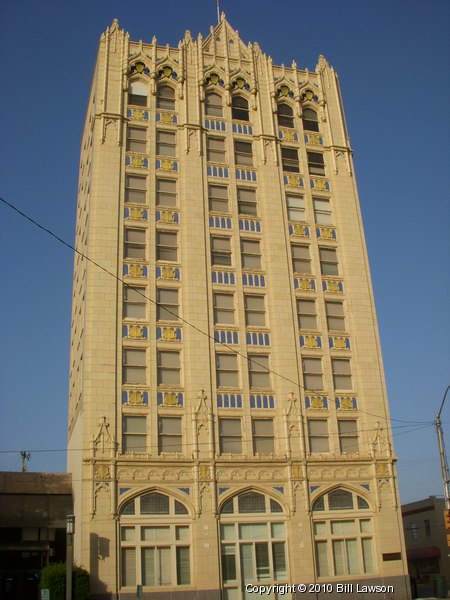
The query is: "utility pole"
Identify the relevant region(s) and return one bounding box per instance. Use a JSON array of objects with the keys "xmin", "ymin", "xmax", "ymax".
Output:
[
  {"xmin": 20, "ymin": 451, "xmax": 30, "ymax": 472},
  {"xmin": 436, "ymin": 385, "xmax": 450, "ymax": 510}
]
